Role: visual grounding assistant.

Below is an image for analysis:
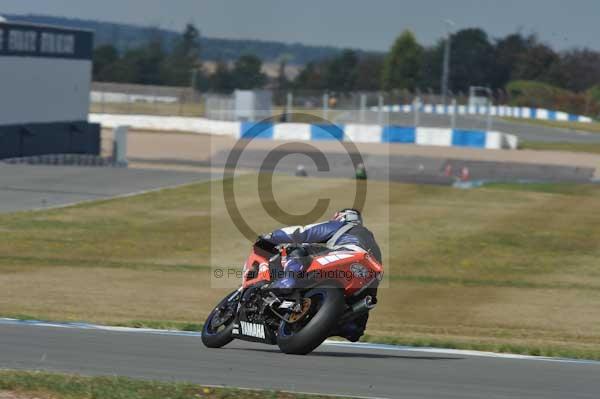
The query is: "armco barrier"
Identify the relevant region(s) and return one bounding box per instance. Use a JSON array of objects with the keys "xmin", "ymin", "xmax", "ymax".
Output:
[
  {"xmin": 89, "ymin": 114, "xmax": 518, "ymax": 150},
  {"xmin": 89, "ymin": 114, "xmax": 240, "ymax": 136},
  {"xmin": 372, "ymin": 104, "xmax": 593, "ymax": 123},
  {"xmin": 0, "ymin": 122, "xmax": 101, "ymax": 160}
]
